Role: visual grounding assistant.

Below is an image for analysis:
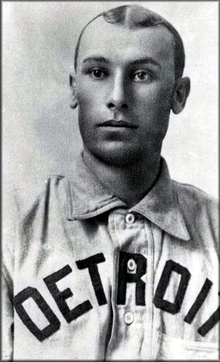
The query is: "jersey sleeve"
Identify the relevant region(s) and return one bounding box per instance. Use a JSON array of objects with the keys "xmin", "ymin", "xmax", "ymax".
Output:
[{"xmin": 2, "ymin": 187, "xmax": 17, "ymax": 360}]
